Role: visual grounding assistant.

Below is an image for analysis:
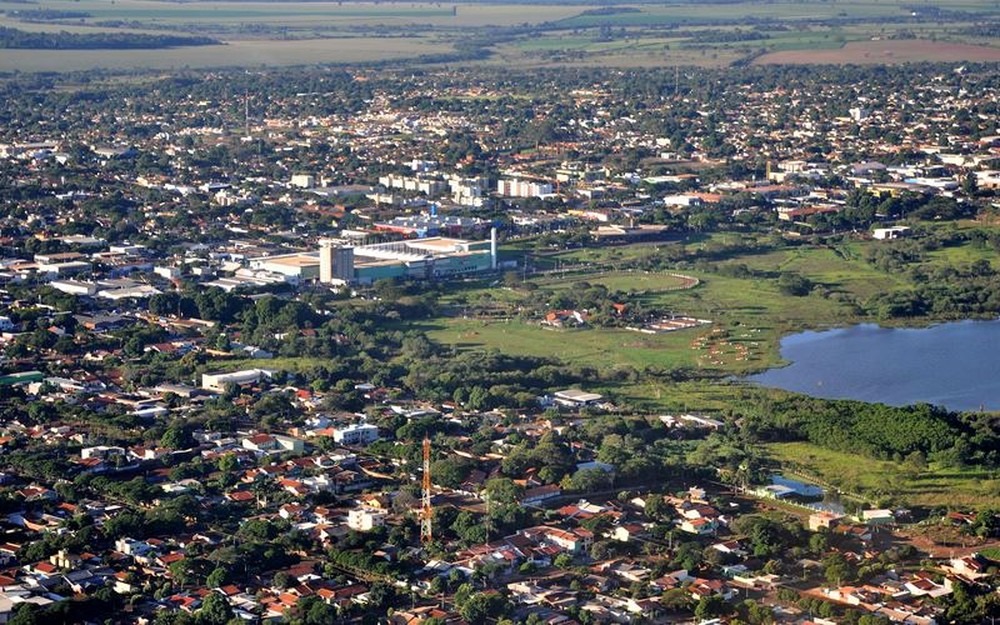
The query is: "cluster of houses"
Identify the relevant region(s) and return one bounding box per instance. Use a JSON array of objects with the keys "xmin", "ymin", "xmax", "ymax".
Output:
[{"xmin": 0, "ymin": 61, "xmax": 997, "ymax": 624}]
